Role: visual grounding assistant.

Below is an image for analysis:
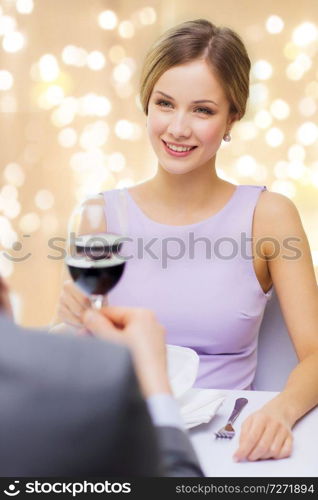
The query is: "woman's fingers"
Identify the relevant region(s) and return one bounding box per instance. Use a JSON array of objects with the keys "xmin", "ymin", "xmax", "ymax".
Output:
[
  {"xmin": 245, "ymin": 422, "xmax": 281, "ymax": 461},
  {"xmin": 56, "ymin": 304, "xmax": 83, "ymax": 328},
  {"xmin": 233, "ymin": 415, "xmax": 266, "ymax": 461},
  {"xmin": 277, "ymin": 435, "xmax": 293, "ymax": 459},
  {"xmin": 57, "ymin": 280, "xmax": 90, "ymax": 324},
  {"xmin": 234, "ymin": 412, "xmax": 293, "ymax": 462}
]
